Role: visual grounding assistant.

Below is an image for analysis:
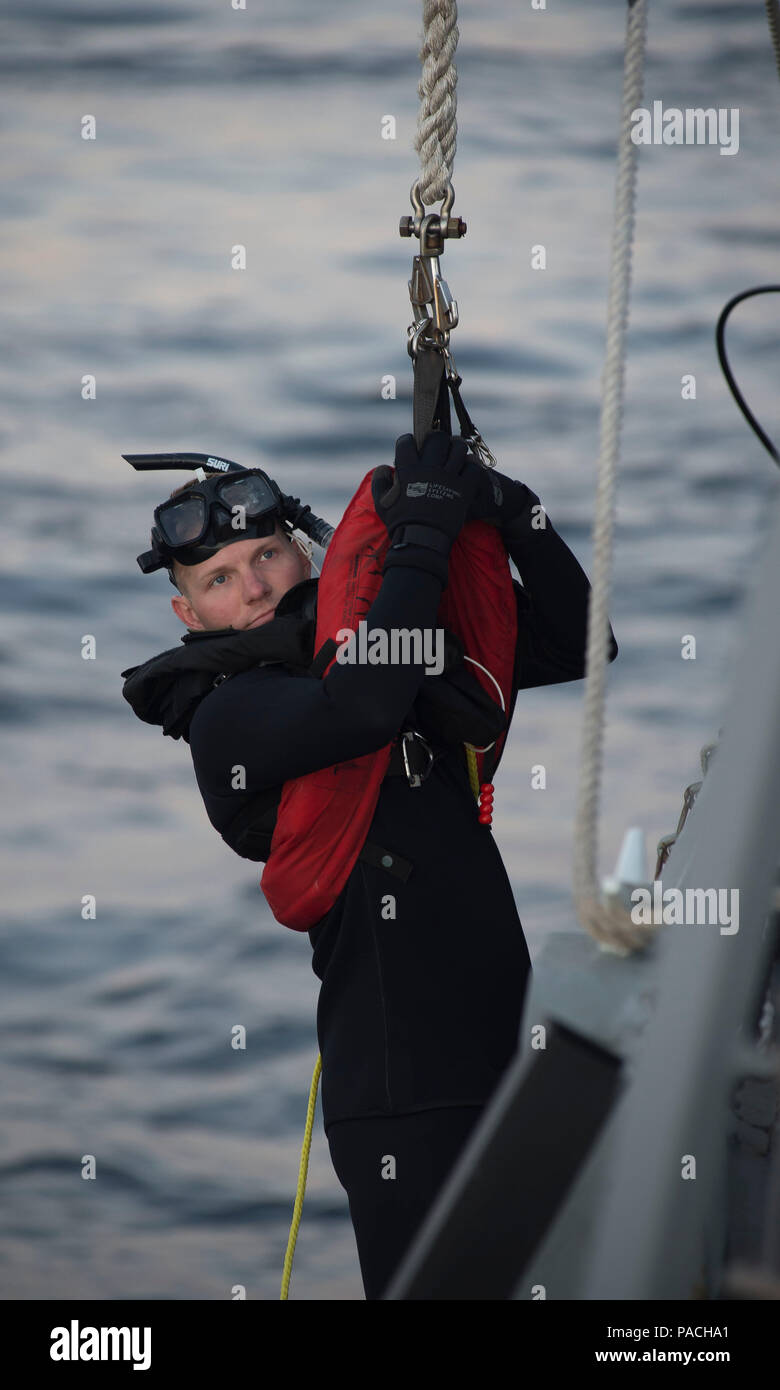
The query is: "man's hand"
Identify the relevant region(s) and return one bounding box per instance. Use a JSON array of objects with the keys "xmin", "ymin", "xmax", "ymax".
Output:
[
  {"xmin": 371, "ymin": 432, "xmax": 484, "ymax": 585},
  {"xmin": 467, "ymin": 464, "xmax": 537, "ymax": 533}
]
